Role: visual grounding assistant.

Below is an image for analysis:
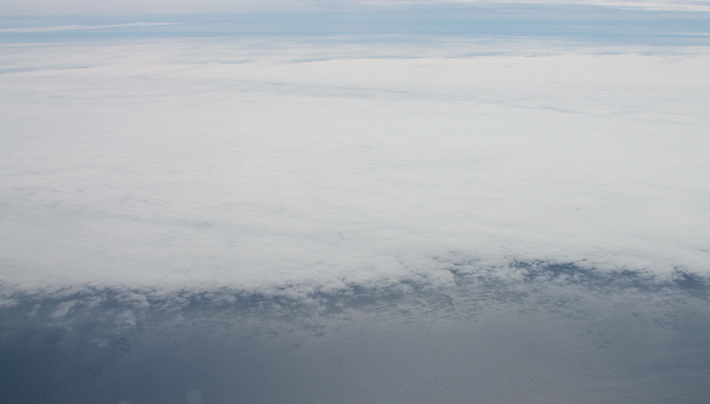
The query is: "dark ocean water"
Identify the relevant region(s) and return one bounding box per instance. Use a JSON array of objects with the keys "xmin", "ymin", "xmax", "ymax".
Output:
[{"xmin": 2, "ymin": 264, "xmax": 709, "ymax": 404}]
